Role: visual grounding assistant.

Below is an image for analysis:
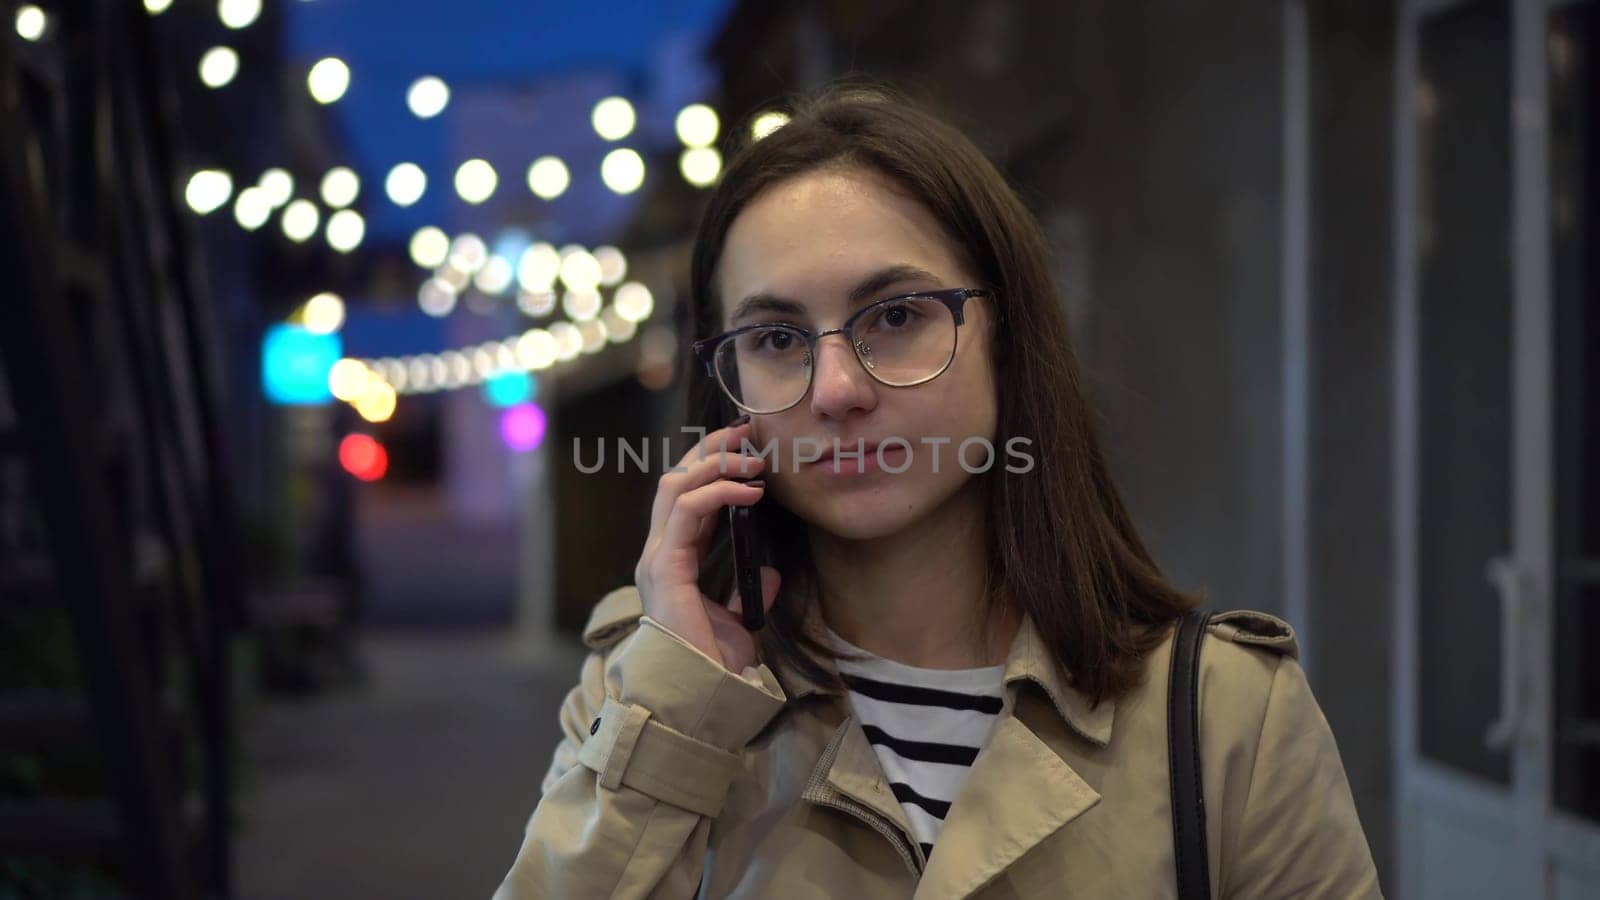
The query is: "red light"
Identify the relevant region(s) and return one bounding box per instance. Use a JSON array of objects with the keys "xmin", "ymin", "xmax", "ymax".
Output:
[{"xmin": 338, "ymin": 433, "xmax": 388, "ymax": 482}]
